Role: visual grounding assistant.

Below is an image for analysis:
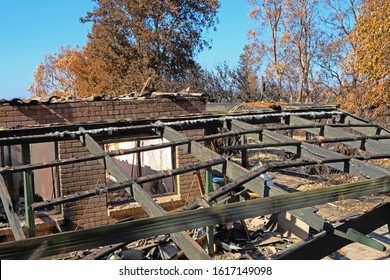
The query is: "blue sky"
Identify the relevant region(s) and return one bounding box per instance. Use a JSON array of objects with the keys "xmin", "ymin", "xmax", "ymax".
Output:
[{"xmin": 0, "ymin": 0, "xmax": 255, "ymax": 99}]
